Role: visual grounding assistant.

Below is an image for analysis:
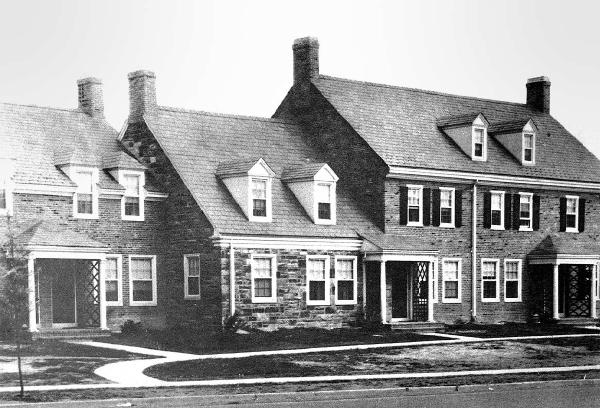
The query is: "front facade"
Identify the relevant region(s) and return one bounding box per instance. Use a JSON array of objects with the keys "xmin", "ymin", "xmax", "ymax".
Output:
[{"xmin": 1, "ymin": 38, "xmax": 599, "ymax": 334}]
